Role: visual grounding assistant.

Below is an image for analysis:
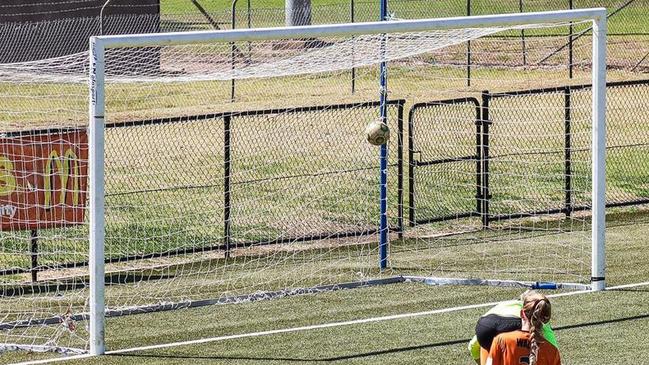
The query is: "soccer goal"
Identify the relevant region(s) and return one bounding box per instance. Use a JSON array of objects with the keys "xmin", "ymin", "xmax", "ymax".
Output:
[{"xmin": 0, "ymin": 8, "xmax": 607, "ymax": 357}]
